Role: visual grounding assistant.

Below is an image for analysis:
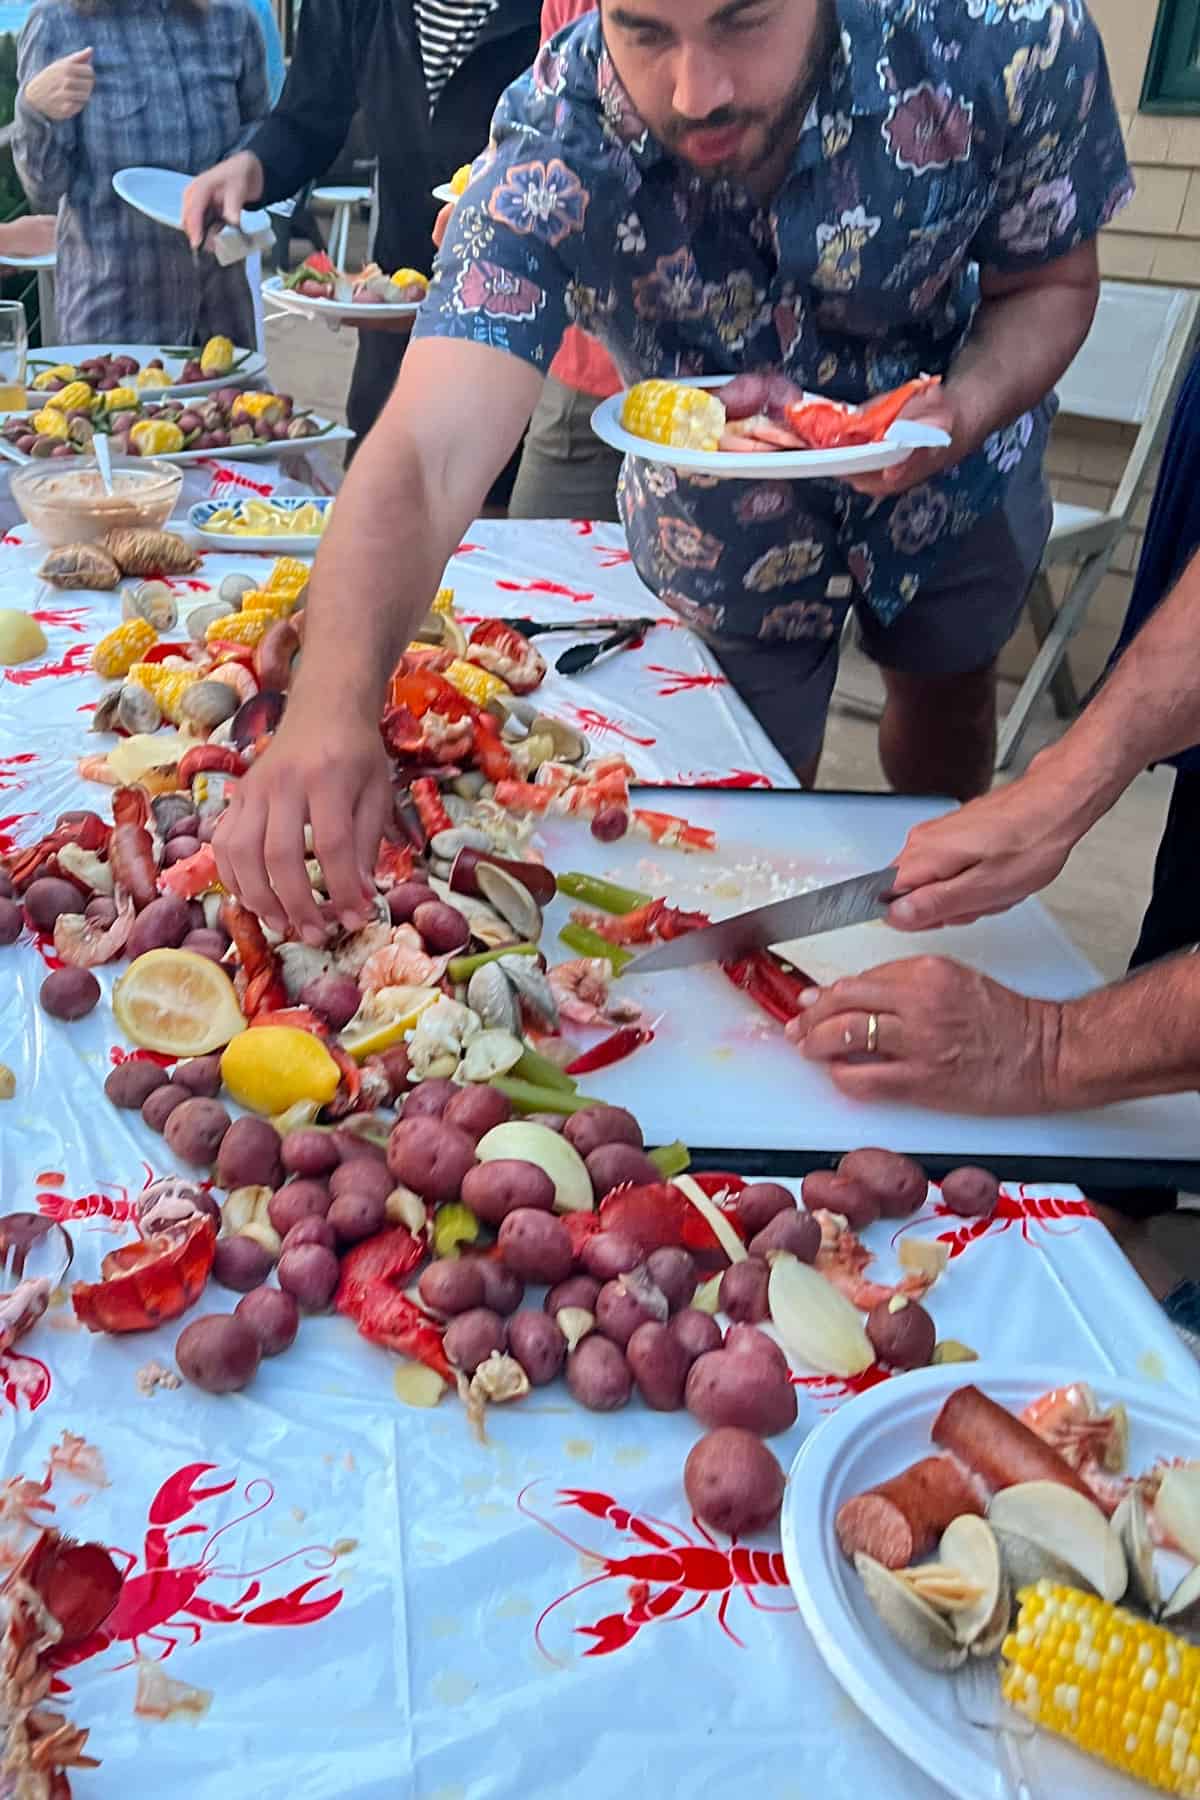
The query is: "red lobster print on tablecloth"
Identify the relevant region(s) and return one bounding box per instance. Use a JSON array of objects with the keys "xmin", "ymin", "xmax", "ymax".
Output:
[
  {"xmin": 31, "ymin": 606, "xmax": 90, "ymax": 632},
  {"xmin": 518, "ymin": 1483, "xmax": 796, "ymax": 1661},
  {"xmin": 35, "ymin": 1165, "xmax": 162, "ymax": 1233},
  {"xmin": 0, "ymin": 752, "xmax": 37, "ymax": 792},
  {"xmin": 49, "ymin": 1461, "xmax": 343, "ymax": 1683},
  {"xmin": 892, "ymin": 1186, "xmax": 1095, "ymax": 1262},
  {"xmin": 4, "ymin": 641, "xmax": 94, "ymax": 685},
  {"xmin": 494, "ymin": 577, "xmax": 596, "ymax": 604},
  {"xmin": 791, "ymin": 1365, "xmax": 894, "ymax": 1414},
  {"xmin": 645, "ymin": 666, "xmax": 729, "ymax": 698},
  {"xmin": 567, "ymin": 706, "xmax": 656, "ymax": 748}
]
